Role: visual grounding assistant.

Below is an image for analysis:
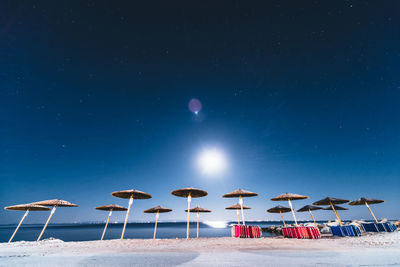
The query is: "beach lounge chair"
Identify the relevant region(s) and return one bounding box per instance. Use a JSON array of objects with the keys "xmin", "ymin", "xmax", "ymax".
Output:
[
  {"xmin": 376, "ymin": 223, "xmax": 386, "ymax": 232},
  {"xmin": 282, "ymin": 226, "xmax": 320, "ymax": 239},
  {"xmin": 362, "ymin": 223, "xmax": 379, "ymax": 232},
  {"xmin": 283, "ymin": 227, "xmax": 296, "ymax": 238},
  {"xmin": 383, "ymin": 223, "xmax": 392, "ymax": 232},
  {"xmin": 351, "ymin": 225, "xmax": 362, "ymax": 236},
  {"xmin": 382, "ymin": 223, "xmax": 390, "ymax": 232},
  {"xmin": 309, "ymin": 226, "xmax": 321, "ymax": 238},
  {"xmin": 341, "ymin": 226, "xmax": 350, "ymax": 236},
  {"xmin": 345, "ymin": 225, "xmax": 356, "ymax": 236},
  {"xmin": 249, "ymin": 225, "xmax": 261, "ymax": 238},
  {"xmin": 231, "ymin": 225, "xmax": 261, "ymax": 238},
  {"xmin": 389, "ymin": 223, "xmax": 397, "ymax": 232},
  {"xmin": 330, "ymin": 226, "xmax": 345, "ymax": 237}
]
